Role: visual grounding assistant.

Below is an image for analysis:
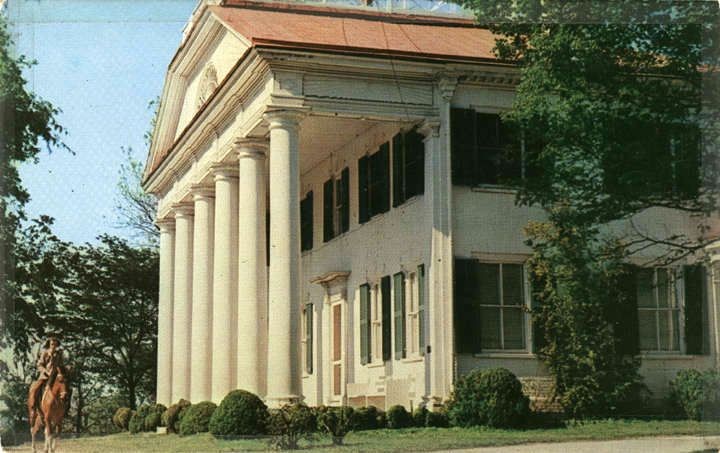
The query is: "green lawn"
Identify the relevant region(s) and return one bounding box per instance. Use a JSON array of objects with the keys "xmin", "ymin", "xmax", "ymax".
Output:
[{"xmin": 7, "ymin": 420, "xmax": 720, "ymax": 452}]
